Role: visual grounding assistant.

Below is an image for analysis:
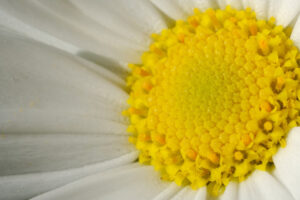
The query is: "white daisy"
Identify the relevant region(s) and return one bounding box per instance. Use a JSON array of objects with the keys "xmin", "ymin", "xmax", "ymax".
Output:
[{"xmin": 1, "ymin": 0, "xmax": 300, "ymax": 200}]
